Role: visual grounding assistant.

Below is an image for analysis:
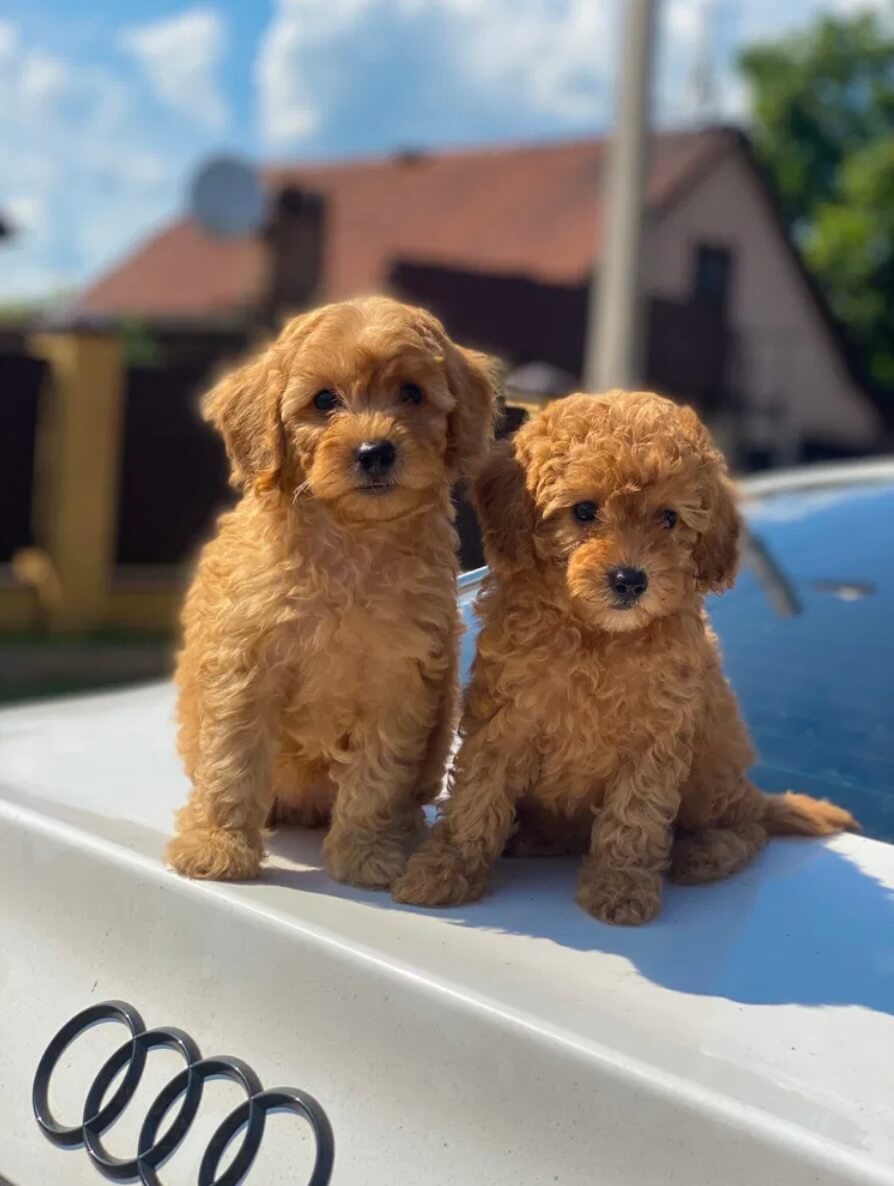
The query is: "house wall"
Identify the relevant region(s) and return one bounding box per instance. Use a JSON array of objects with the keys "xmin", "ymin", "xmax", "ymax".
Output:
[{"xmin": 643, "ymin": 148, "xmax": 881, "ymax": 453}]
